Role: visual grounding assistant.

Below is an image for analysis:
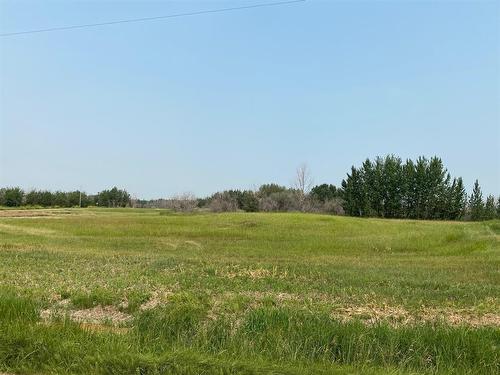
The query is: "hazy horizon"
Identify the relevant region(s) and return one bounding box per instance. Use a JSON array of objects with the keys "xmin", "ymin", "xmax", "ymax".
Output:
[{"xmin": 1, "ymin": 0, "xmax": 499, "ymax": 199}]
